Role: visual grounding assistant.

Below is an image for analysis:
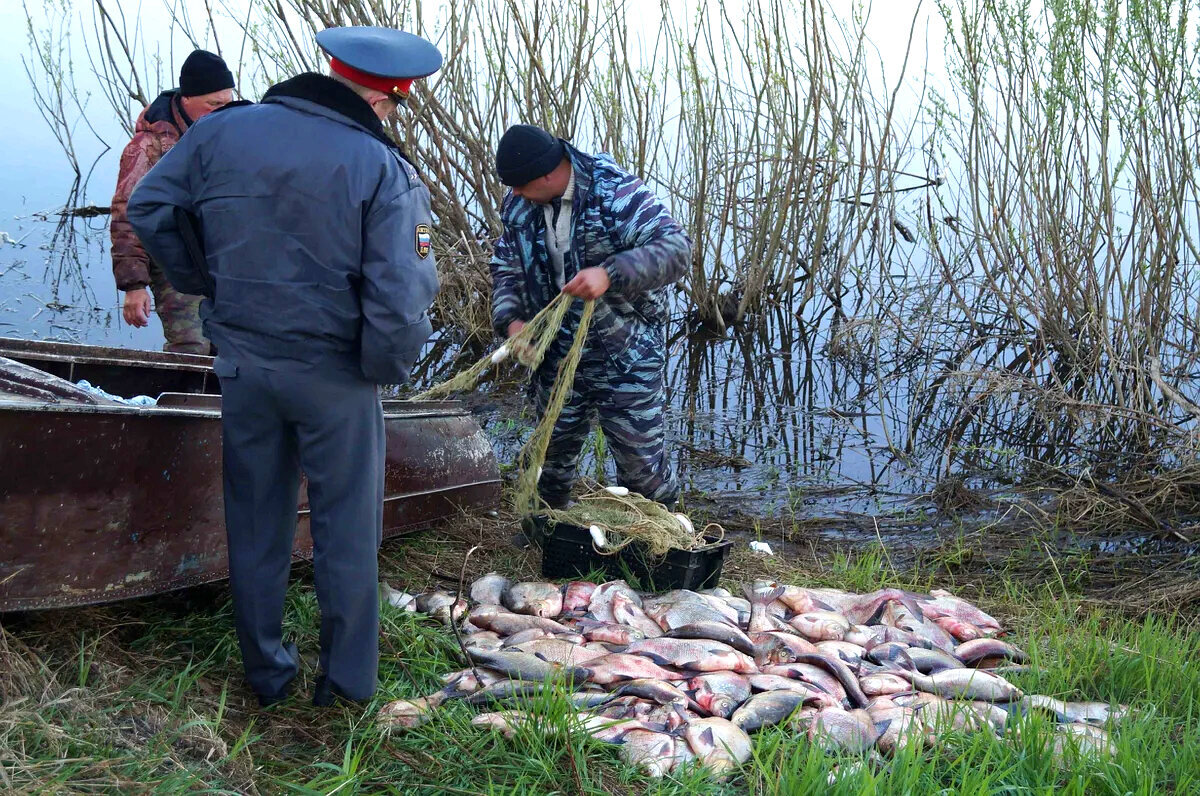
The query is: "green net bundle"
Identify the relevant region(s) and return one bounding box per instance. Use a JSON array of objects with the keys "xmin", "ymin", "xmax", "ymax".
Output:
[
  {"xmin": 410, "ymin": 293, "xmax": 718, "ymax": 556},
  {"xmin": 542, "ymin": 479, "xmax": 720, "ymax": 556}
]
